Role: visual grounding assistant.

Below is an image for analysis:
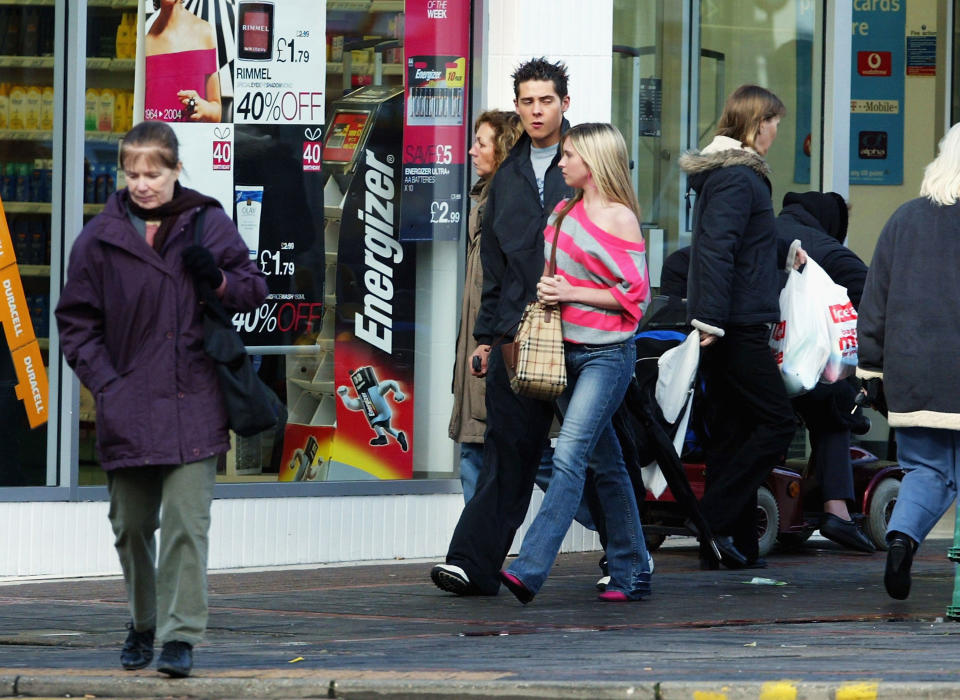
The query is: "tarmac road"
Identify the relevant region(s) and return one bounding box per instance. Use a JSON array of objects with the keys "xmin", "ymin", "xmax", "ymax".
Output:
[{"xmin": 0, "ymin": 535, "xmax": 959, "ymax": 698}]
